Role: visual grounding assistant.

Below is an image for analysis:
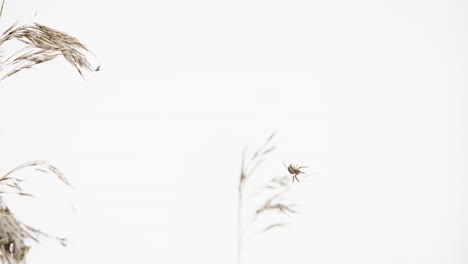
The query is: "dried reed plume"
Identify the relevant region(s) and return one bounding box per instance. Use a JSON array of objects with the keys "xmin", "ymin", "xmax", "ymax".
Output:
[
  {"xmin": 238, "ymin": 133, "xmax": 298, "ymax": 264},
  {"xmin": 0, "ymin": 161, "xmax": 70, "ymax": 264},
  {"xmin": 0, "ymin": 1, "xmax": 98, "ymax": 80}
]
